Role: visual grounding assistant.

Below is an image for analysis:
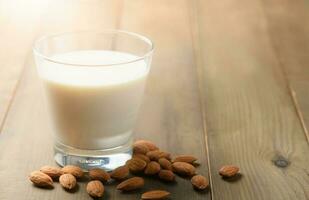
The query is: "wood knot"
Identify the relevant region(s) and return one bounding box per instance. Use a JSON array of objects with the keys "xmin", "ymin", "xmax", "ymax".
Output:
[{"xmin": 272, "ymin": 155, "xmax": 289, "ymax": 168}]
